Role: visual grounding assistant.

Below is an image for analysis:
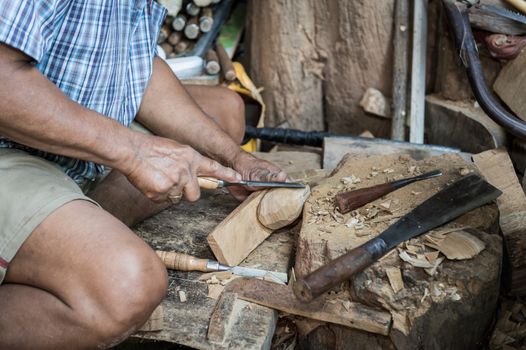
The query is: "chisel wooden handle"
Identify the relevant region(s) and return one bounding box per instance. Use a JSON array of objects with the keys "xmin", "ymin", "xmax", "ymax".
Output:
[
  {"xmin": 336, "ymin": 170, "xmax": 442, "ymax": 214},
  {"xmin": 156, "ymin": 251, "xmax": 210, "ymax": 271},
  {"xmin": 197, "ymin": 177, "xmax": 222, "ymax": 190},
  {"xmin": 293, "ymin": 237, "xmax": 388, "ymax": 302}
]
